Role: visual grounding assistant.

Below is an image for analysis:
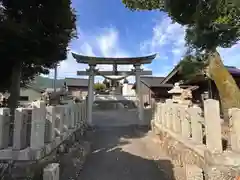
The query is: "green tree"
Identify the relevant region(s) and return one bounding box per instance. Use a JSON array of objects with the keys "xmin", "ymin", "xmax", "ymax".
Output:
[
  {"xmin": 122, "ymin": 0, "xmax": 240, "ymax": 112},
  {"xmin": 94, "ymin": 83, "xmax": 106, "ymax": 92},
  {"xmin": 0, "ymin": 0, "xmax": 76, "ymax": 110}
]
